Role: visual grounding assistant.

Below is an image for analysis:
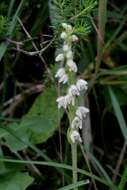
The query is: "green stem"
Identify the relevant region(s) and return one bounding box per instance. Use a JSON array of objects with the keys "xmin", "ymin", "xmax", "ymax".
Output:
[{"xmin": 71, "ymin": 143, "xmax": 78, "ymax": 190}]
